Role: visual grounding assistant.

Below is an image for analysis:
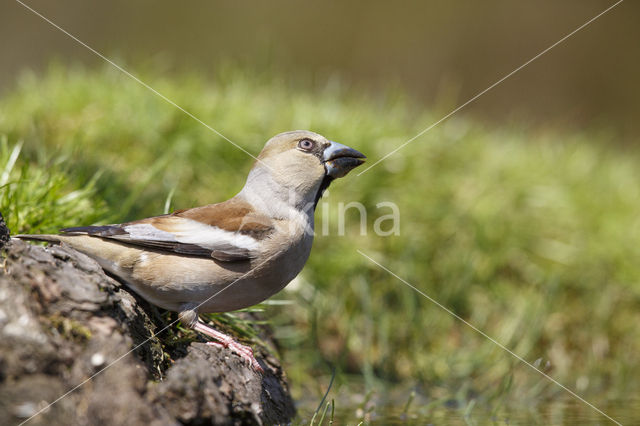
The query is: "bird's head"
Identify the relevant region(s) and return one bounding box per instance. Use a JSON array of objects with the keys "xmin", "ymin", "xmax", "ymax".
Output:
[{"xmin": 242, "ymin": 130, "xmax": 366, "ymax": 211}]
